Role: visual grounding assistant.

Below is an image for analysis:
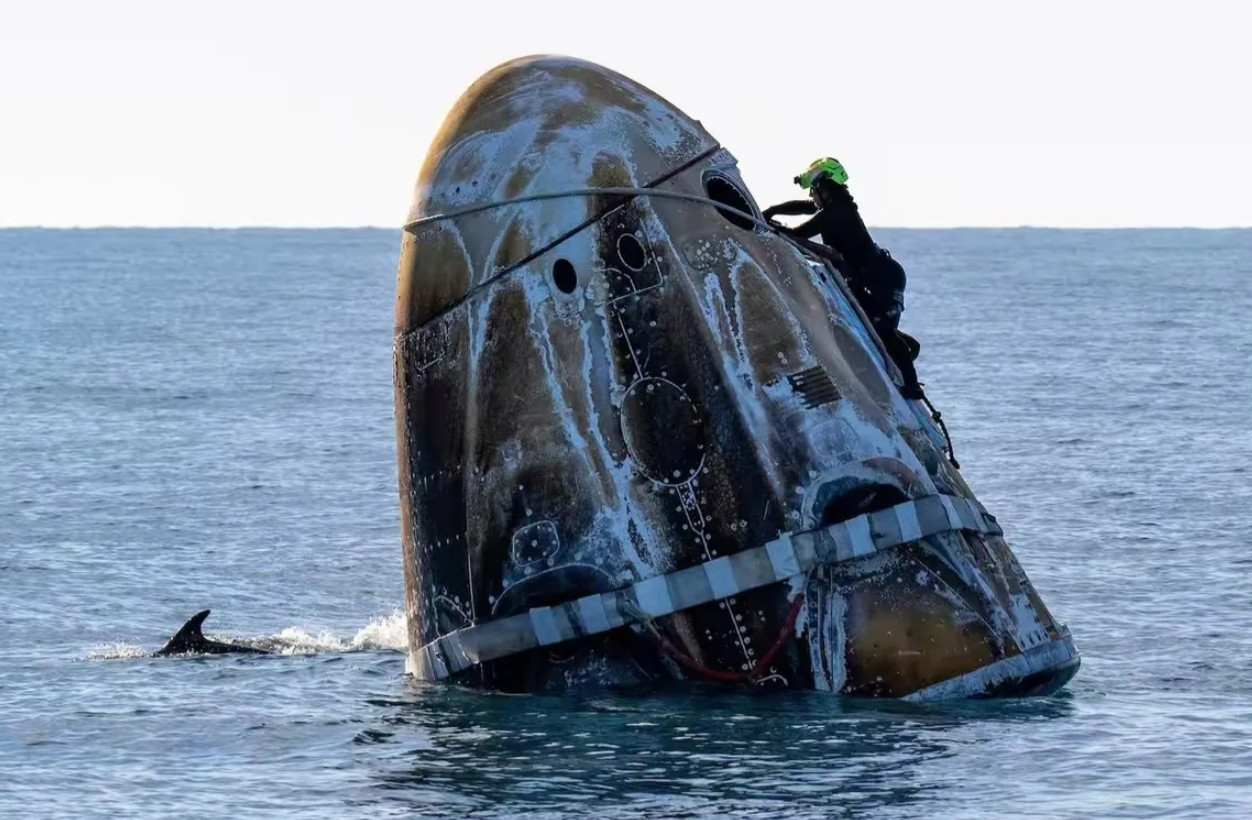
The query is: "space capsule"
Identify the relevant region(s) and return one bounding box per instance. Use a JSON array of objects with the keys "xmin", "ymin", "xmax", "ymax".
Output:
[{"xmin": 393, "ymin": 55, "xmax": 1079, "ymax": 697}]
